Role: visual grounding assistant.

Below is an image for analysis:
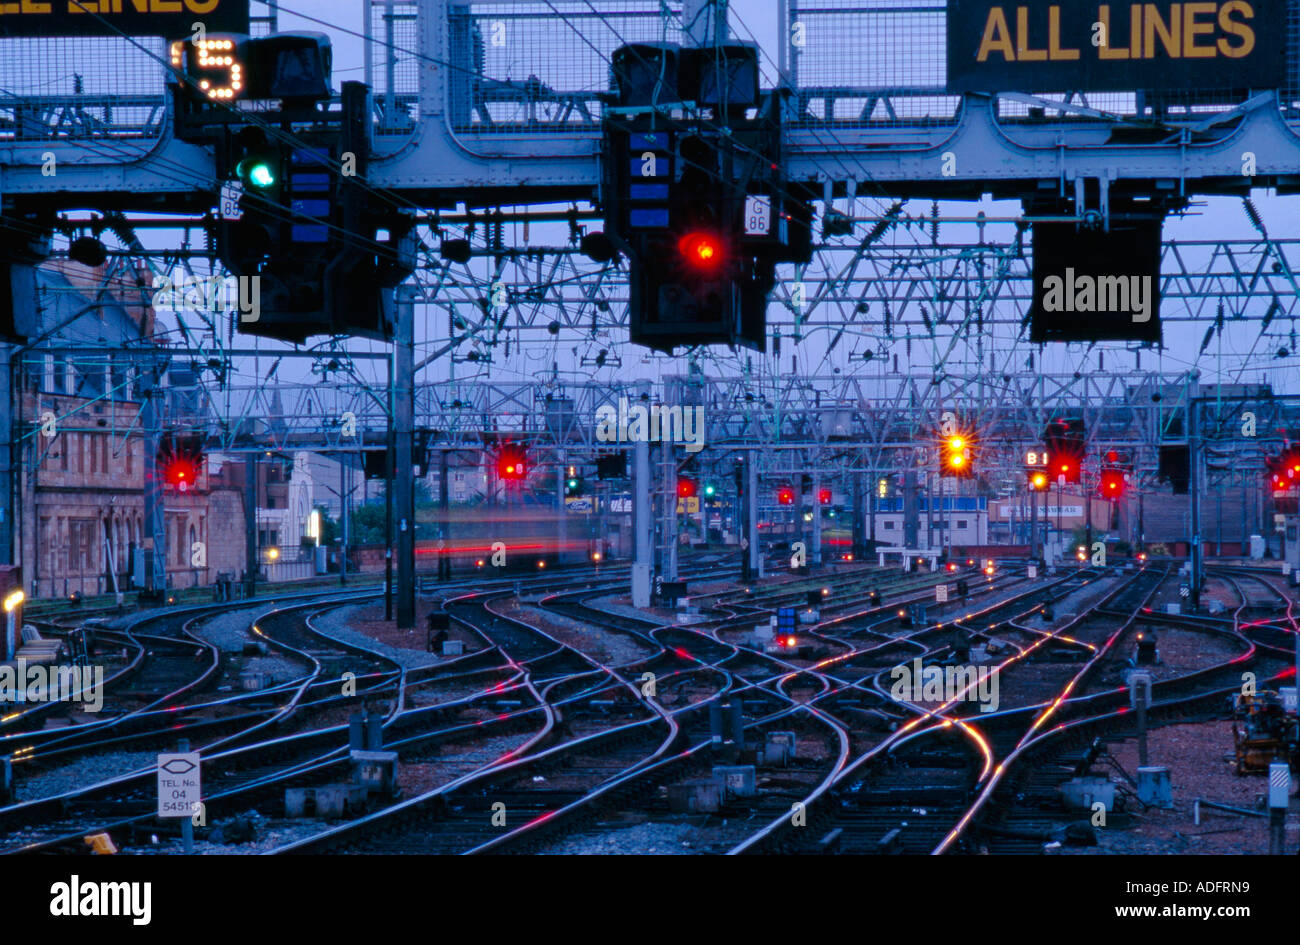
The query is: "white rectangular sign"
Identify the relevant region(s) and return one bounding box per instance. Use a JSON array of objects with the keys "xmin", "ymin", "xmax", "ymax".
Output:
[
  {"xmin": 220, "ymin": 181, "xmax": 244, "ymax": 221},
  {"xmin": 1027, "ymin": 565, "xmax": 1038, "ymax": 579},
  {"xmin": 744, "ymin": 195, "xmax": 771, "ymax": 235},
  {"xmin": 936, "ymin": 584, "xmax": 949, "ymax": 603},
  {"xmin": 157, "ymin": 752, "xmax": 201, "ymax": 819}
]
